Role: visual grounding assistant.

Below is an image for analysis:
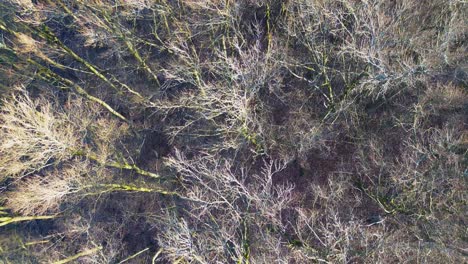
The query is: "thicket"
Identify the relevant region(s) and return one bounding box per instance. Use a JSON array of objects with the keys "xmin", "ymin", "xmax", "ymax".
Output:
[{"xmin": 0, "ymin": 0, "xmax": 466, "ymax": 263}]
